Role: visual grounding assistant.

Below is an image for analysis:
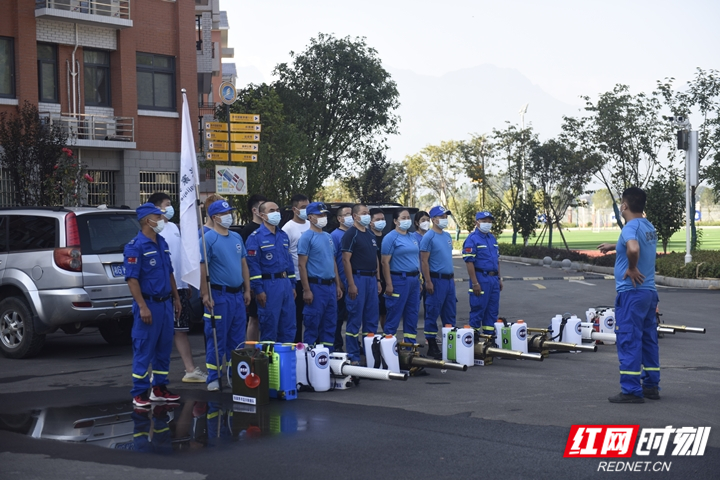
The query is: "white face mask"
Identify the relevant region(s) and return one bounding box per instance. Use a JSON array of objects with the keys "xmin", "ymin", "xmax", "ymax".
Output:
[
  {"xmin": 266, "ymin": 212, "xmax": 281, "ymax": 226},
  {"xmin": 162, "ymin": 205, "xmax": 174, "ymax": 220},
  {"xmin": 398, "ymin": 219, "xmax": 412, "ymax": 231},
  {"xmin": 437, "ymin": 218, "xmax": 449, "ymax": 230},
  {"xmin": 150, "ymin": 218, "xmax": 165, "ymax": 234},
  {"xmin": 419, "ymin": 221, "xmax": 431, "ymax": 231},
  {"xmin": 314, "ymin": 217, "xmax": 328, "ymax": 229},
  {"xmin": 479, "ymin": 222, "xmax": 492, "ymax": 234},
  {"xmin": 218, "ymin": 214, "xmax": 233, "ymax": 228}
]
